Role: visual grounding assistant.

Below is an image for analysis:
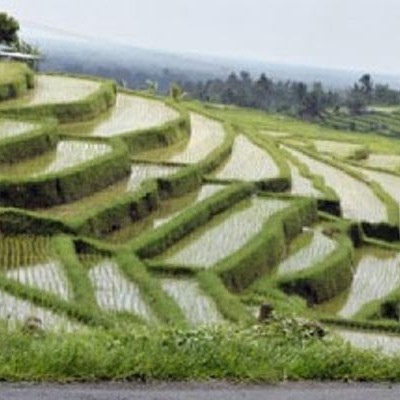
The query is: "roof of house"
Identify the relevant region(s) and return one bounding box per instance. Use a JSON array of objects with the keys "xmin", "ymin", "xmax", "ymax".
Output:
[{"xmin": 0, "ymin": 51, "xmax": 41, "ymax": 61}]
